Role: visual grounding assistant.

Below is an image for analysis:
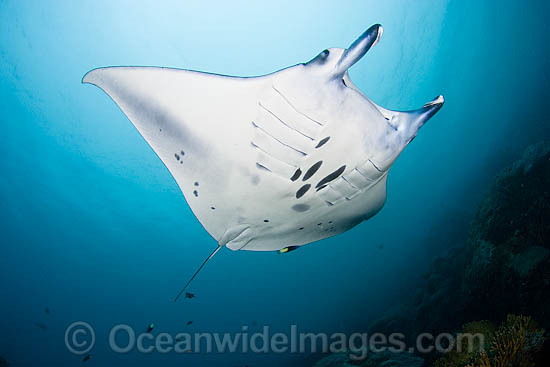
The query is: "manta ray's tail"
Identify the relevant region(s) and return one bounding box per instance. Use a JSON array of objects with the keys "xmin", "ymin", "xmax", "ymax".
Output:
[{"xmin": 174, "ymin": 245, "xmax": 223, "ymax": 302}]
